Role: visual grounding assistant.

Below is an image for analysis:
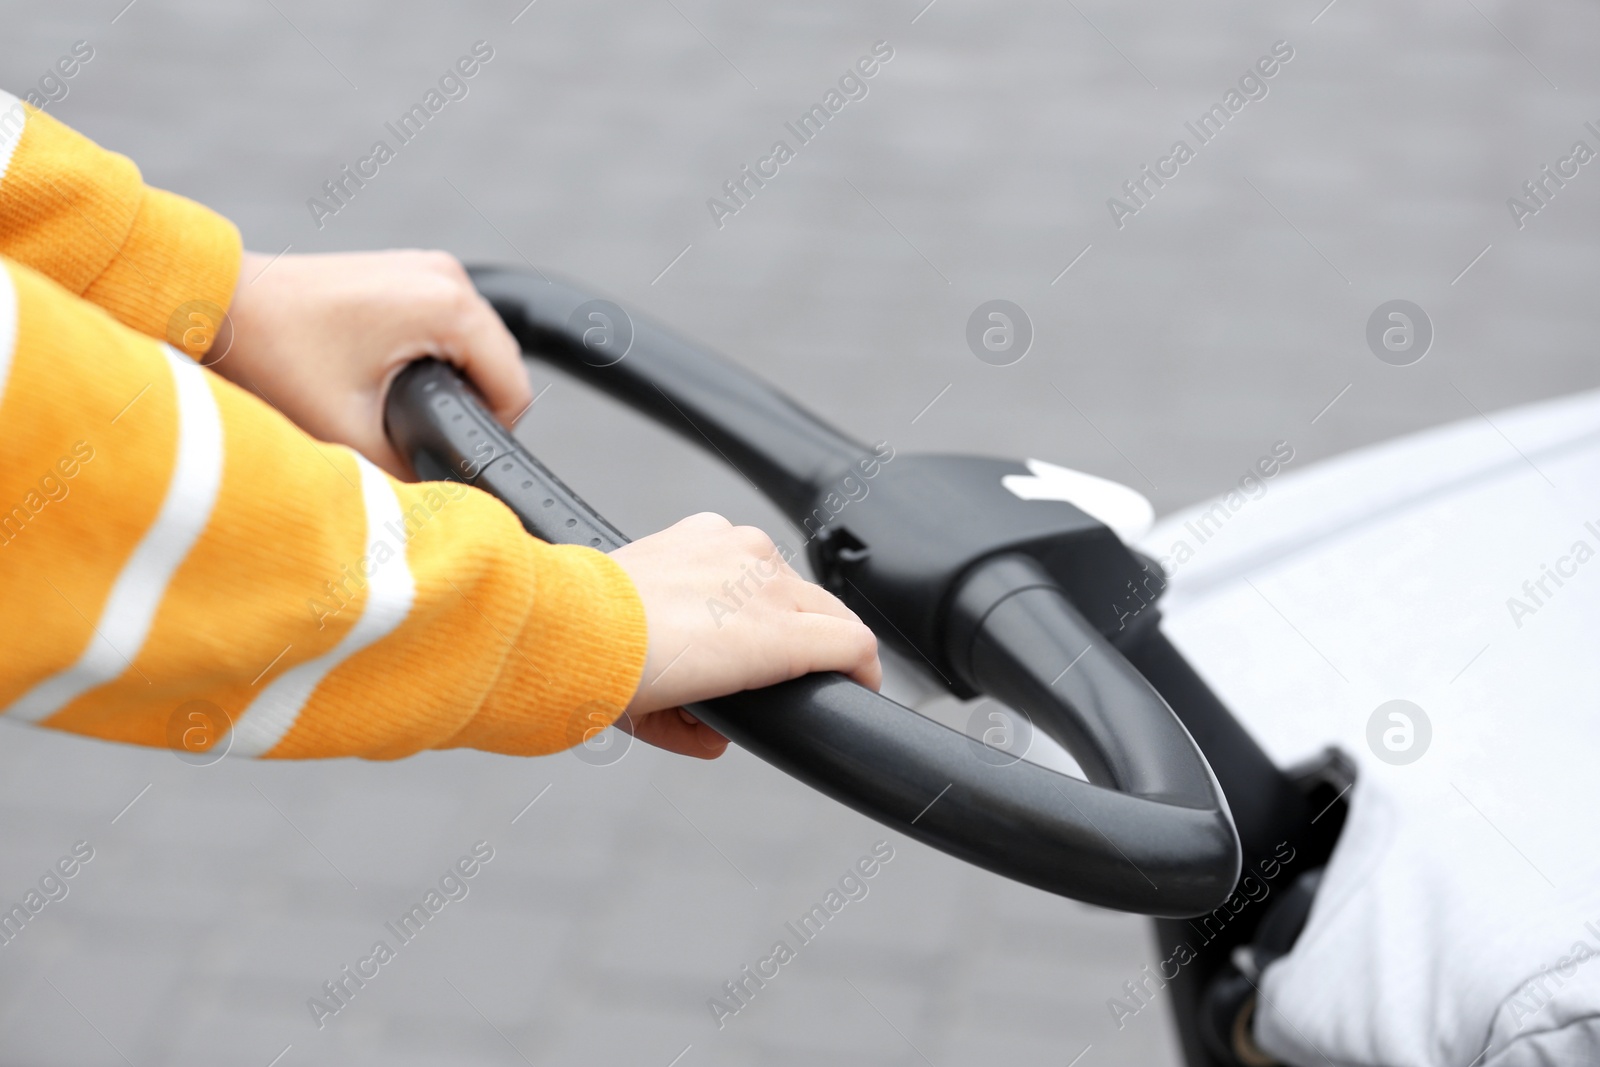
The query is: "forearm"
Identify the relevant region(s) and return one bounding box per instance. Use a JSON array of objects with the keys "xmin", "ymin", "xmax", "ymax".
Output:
[
  {"xmin": 0, "ymin": 89, "xmax": 241, "ymax": 353},
  {"xmin": 0, "ymin": 256, "xmax": 647, "ymax": 759}
]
